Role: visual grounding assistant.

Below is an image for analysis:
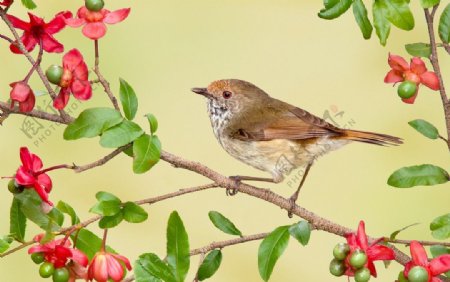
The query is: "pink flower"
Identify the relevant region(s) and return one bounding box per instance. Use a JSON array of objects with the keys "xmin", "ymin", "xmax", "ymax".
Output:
[
  {"xmin": 53, "ymin": 49, "xmax": 92, "ymax": 109},
  {"xmin": 29, "ymin": 236, "xmax": 88, "ymax": 269},
  {"xmin": 14, "ymin": 147, "xmax": 53, "ymax": 205},
  {"xmin": 384, "ymin": 53, "xmax": 440, "ymax": 104},
  {"xmin": 88, "ymin": 250, "xmax": 132, "ymax": 282},
  {"xmin": 403, "ymin": 241, "xmax": 450, "ymax": 282},
  {"xmin": 9, "ymin": 81, "xmax": 35, "ymax": 112},
  {"xmin": 344, "ymin": 221, "xmax": 395, "ymax": 277},
  {"xmin": 8, "ymin": 11, "xmax": 71, "ymax": 54},
  {"xmin": 65, "ymin": 6, "xmax": 130, "ymax": 40}
]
